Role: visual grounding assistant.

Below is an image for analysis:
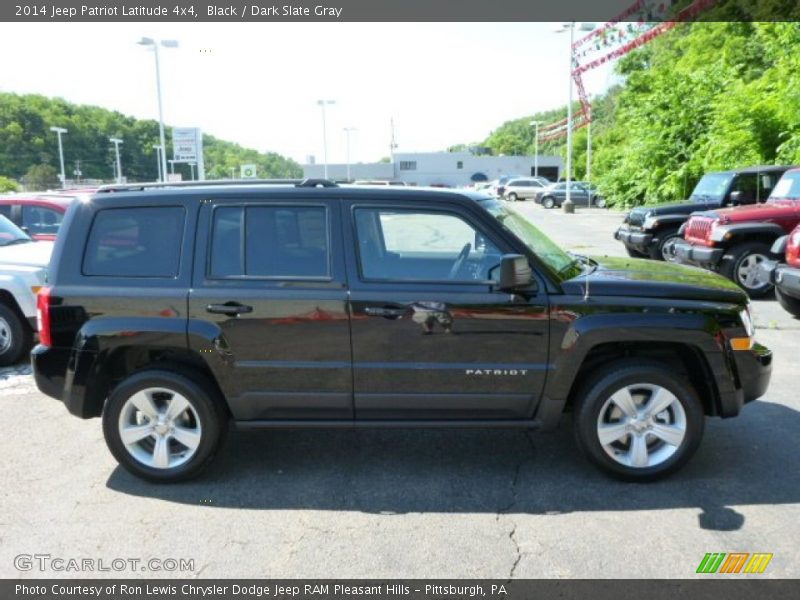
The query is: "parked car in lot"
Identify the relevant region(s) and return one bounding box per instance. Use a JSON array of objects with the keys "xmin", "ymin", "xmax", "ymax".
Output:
[
  {"xmin": 502, "ymin": 177, "xmax": 549, "ymax": 201},
  {"xmin": 671, "ymin": 168, "xmax": 800, "ymax": 297},
  {"xmin": 0, "ymin": 215, "xmax": 52, "ymax": 365},
  {"xmin": 534, "ymin": 181, "xmax": 606, "ymax": 209},
  {"xmin": 615, "ymin": 166, "xmax": 790, "ymax": 261},
  {"xmin": 0, "ymin": 192, "xmax": 81, "ymax": 241},
  {"xmin": 33, "ymin": 179, "xmax": 770, "ymax": 483},
  {"xmin": 757, "ymin": 225, "xmax": 800, "ymax": 318}
]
